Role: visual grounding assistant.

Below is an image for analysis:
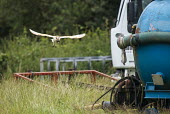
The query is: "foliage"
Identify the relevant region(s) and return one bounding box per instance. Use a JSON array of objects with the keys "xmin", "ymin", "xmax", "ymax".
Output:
[
  {"xmin": 0, "ymin": 0, "xmax": 120, "ymax": 37},
  {"xmin": 0, "ymin": 53, "xmax": 8, "ymax": 79},
  {"xmin": 0, "ymin": 0, "xmax": 119, "ymax": 78},
  {"xmin": 0, "ymin": 28, "xmax": 114, "ymax": 76}
]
